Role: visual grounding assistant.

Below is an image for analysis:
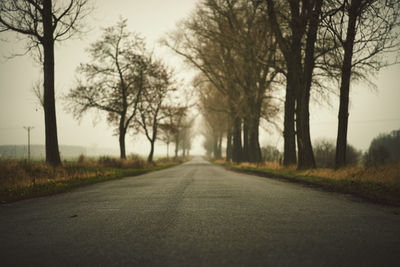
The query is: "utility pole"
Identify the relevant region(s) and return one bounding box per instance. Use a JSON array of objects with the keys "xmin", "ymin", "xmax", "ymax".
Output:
[{"xmin": 24, "ymin": 126, "xmax": 34, "ymax": 162}]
